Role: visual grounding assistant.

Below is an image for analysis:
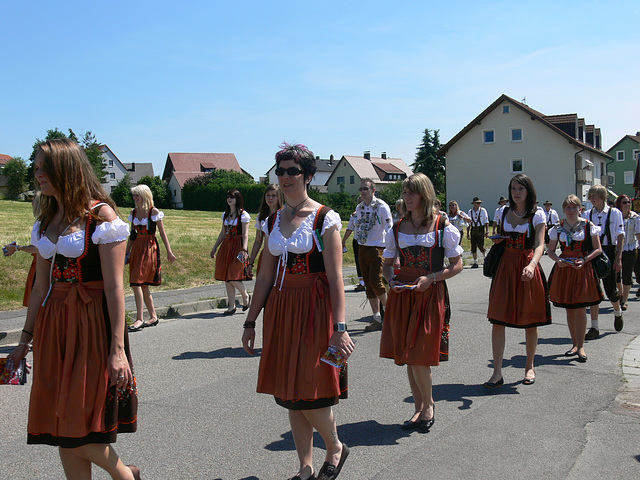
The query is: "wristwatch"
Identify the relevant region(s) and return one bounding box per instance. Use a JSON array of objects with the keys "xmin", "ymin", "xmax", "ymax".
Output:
[{"xmin": 333, "ymin": 323, "xmax": 347, "ymax": 332}]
